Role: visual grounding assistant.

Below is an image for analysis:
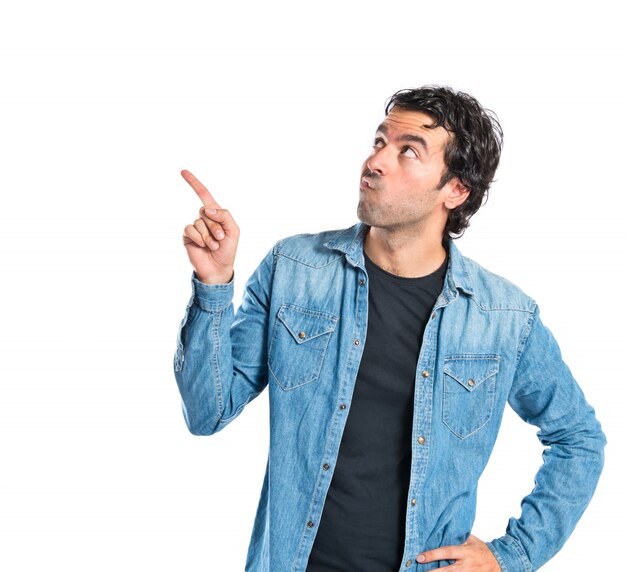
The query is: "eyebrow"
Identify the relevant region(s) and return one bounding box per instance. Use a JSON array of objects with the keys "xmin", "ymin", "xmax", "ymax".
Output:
[{"xmin": 376, "ymin": 122, "xmax": 430, "ymax": 153}]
